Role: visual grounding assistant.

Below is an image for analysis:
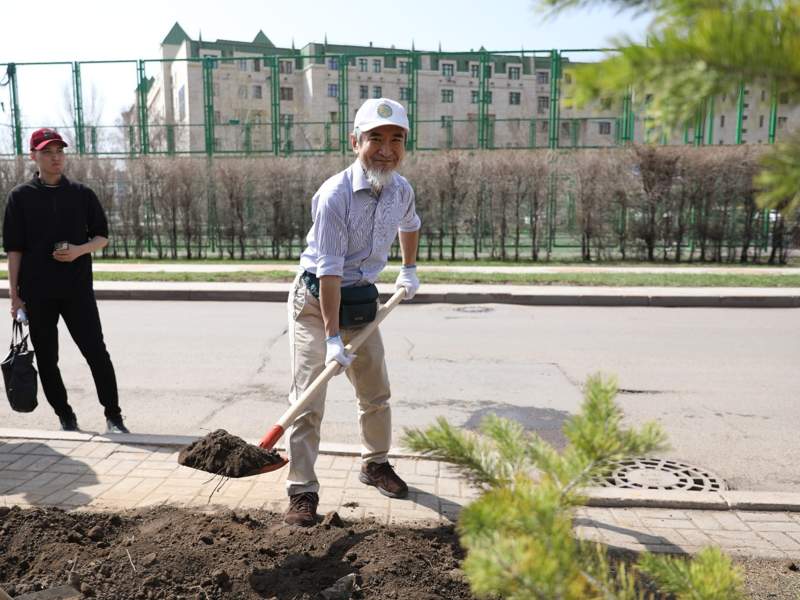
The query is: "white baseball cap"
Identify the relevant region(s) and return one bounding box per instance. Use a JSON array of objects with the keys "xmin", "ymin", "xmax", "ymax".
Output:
[{"xmin": 353, "ymin": 98, "xmax": 409, "ymax": 135}]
